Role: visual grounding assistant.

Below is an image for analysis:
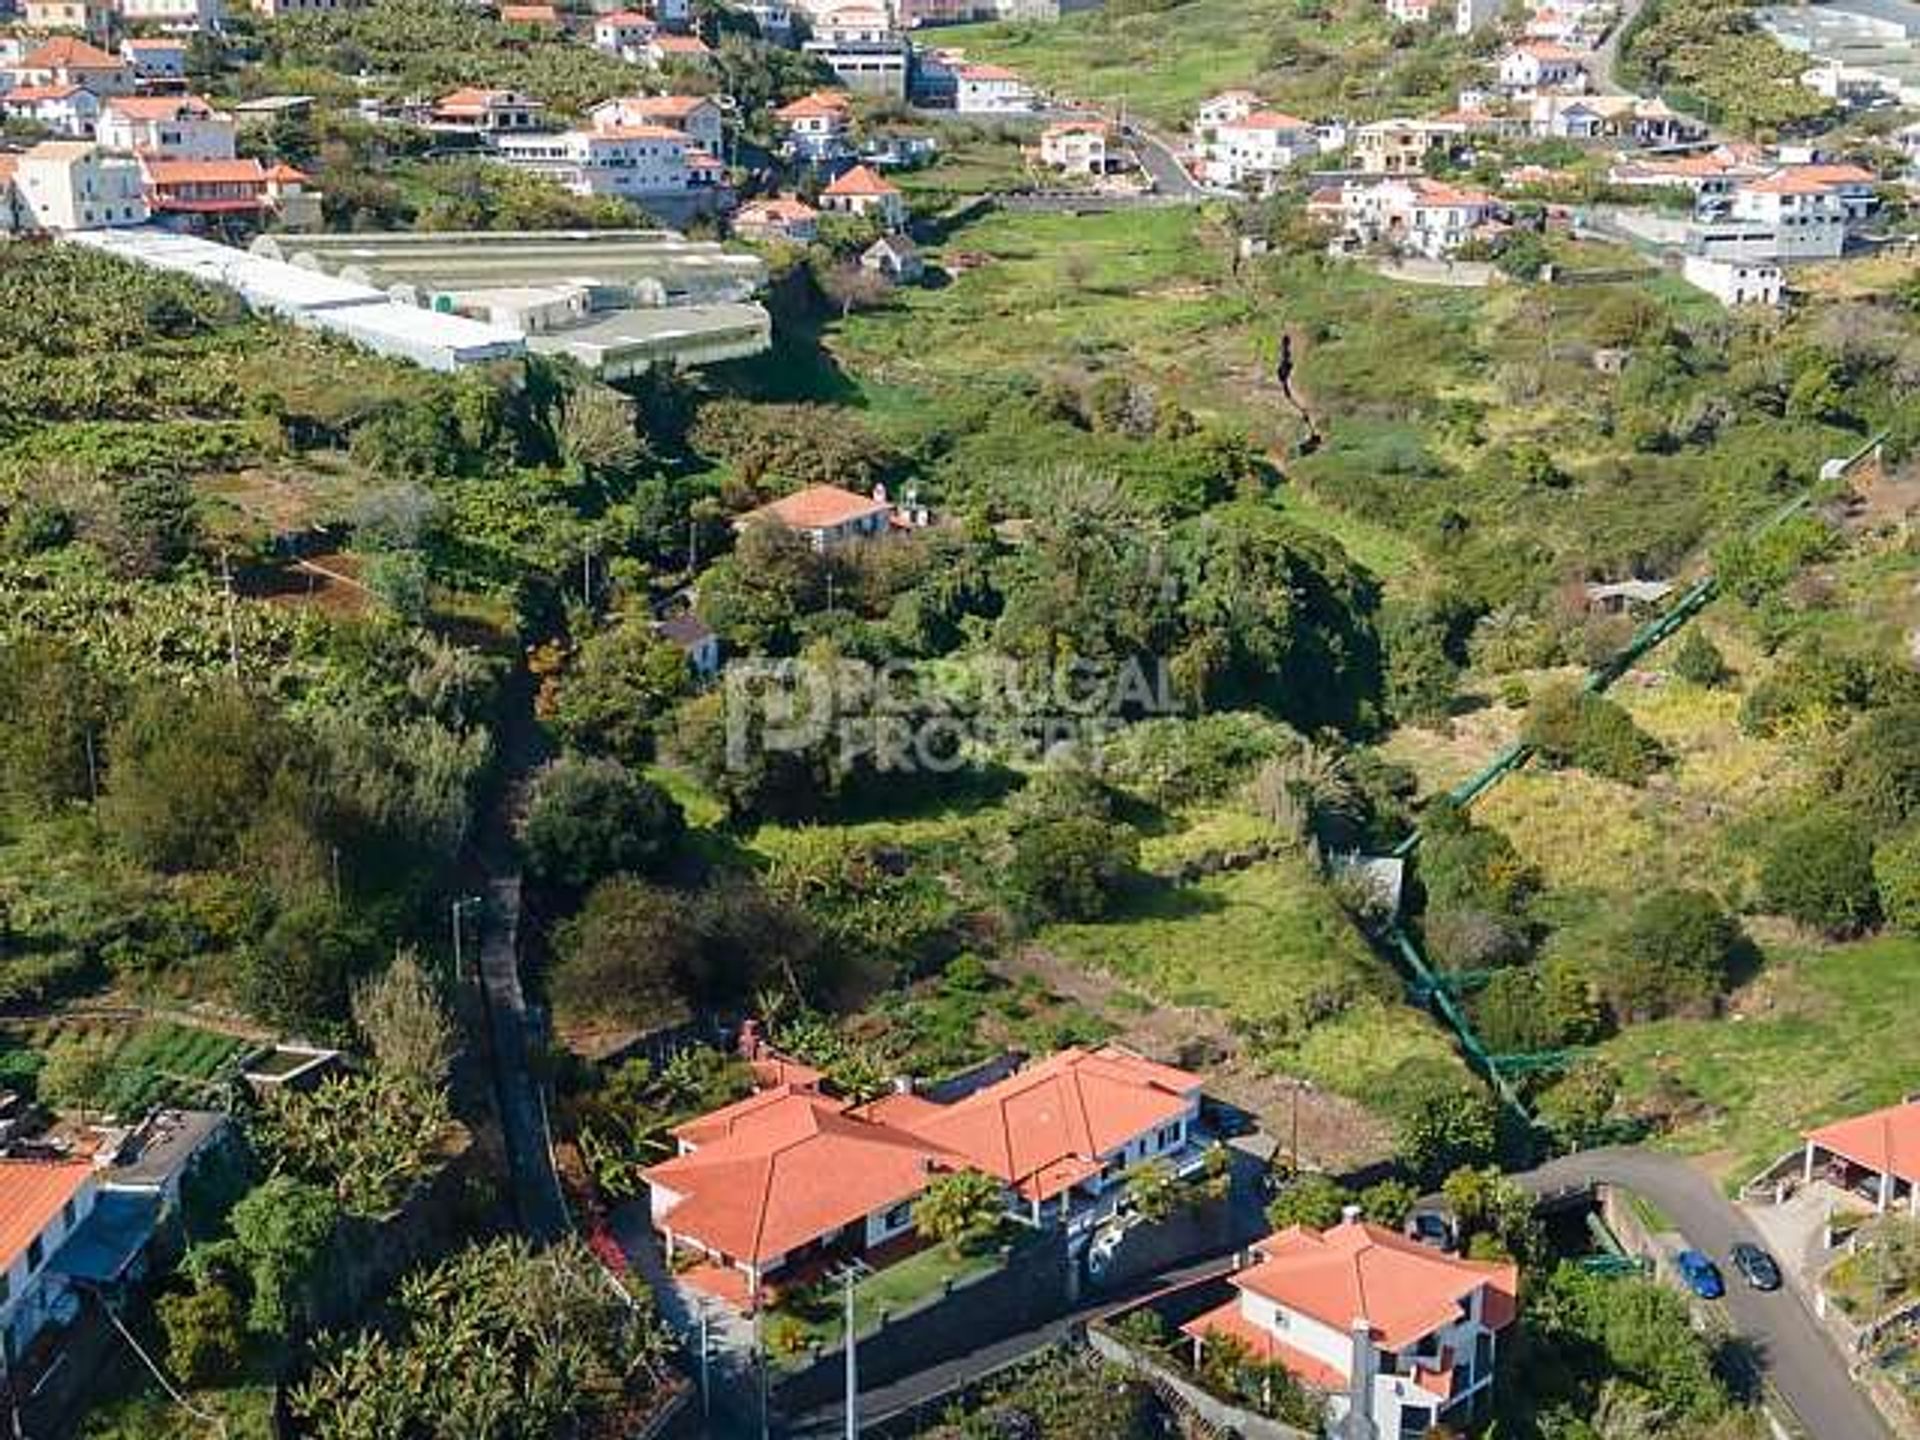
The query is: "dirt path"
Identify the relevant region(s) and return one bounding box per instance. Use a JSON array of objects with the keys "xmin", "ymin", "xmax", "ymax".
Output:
[{"xmin": 998, "ymin": 943, "xmax": 1394, "ymax": 1174}]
